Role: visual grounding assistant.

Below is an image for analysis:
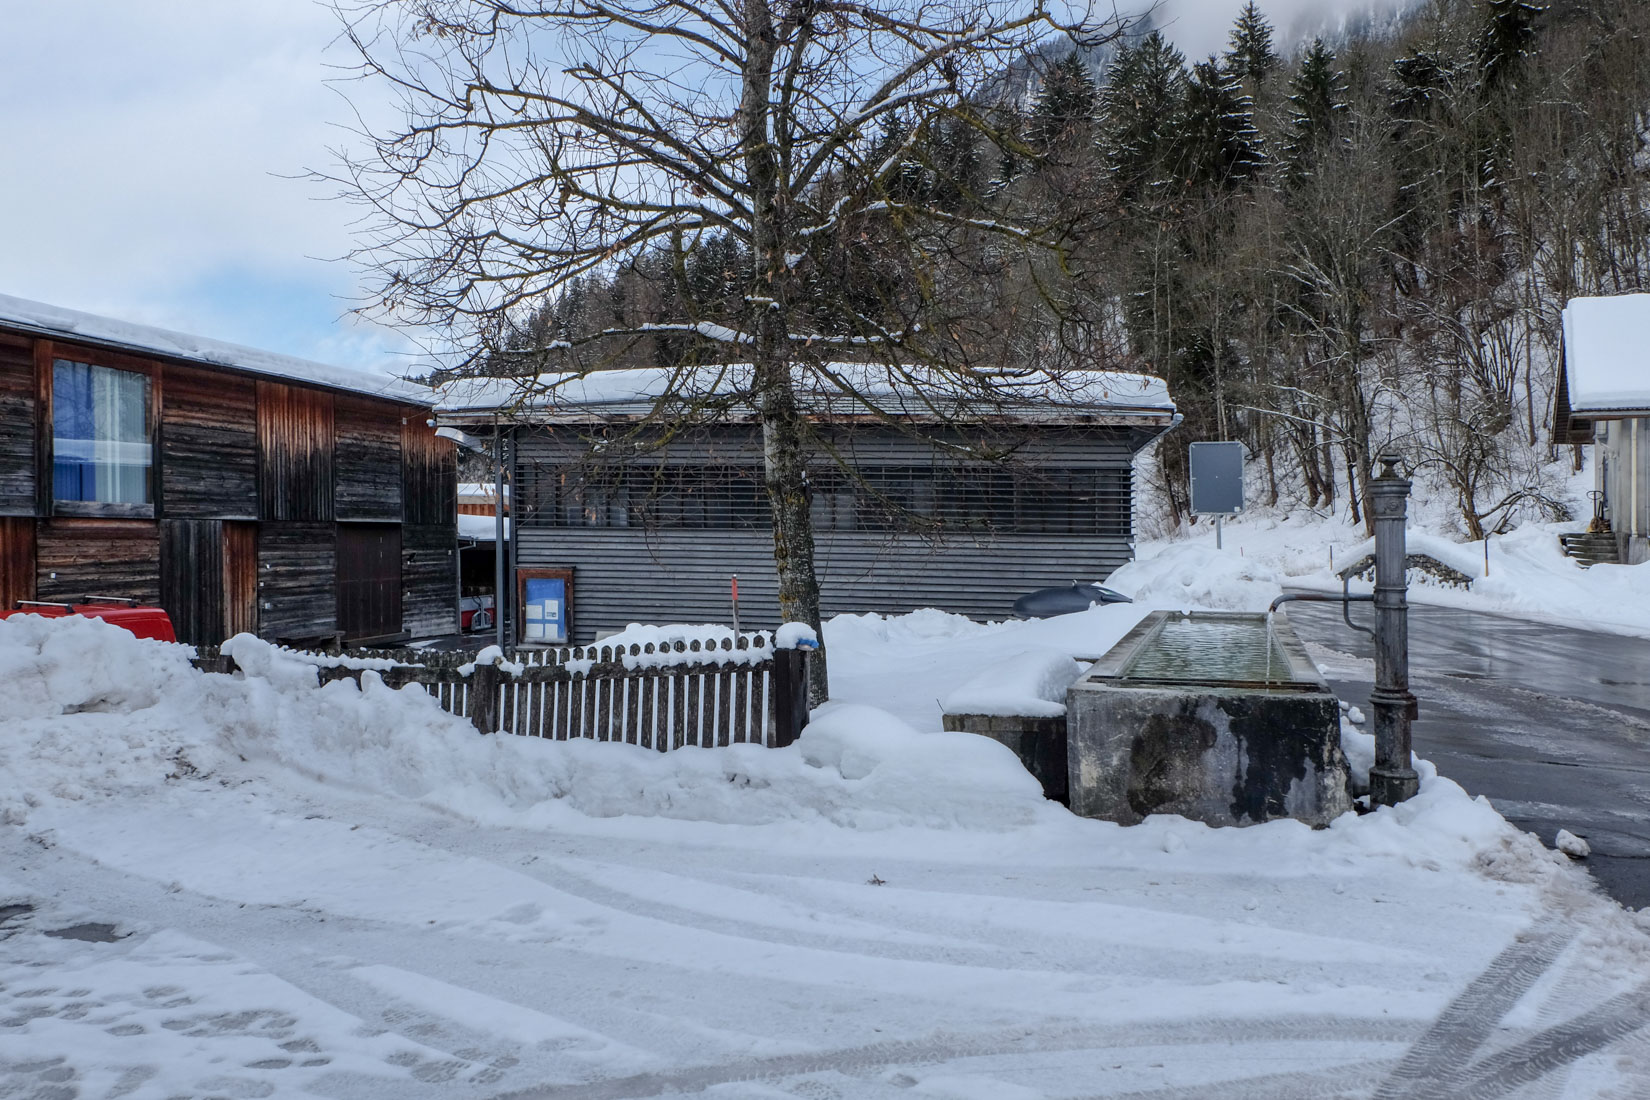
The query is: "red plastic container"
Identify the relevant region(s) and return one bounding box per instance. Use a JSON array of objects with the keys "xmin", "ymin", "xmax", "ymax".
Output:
[{"xmin": 3, "ymin": 601, "xmax": 177, "ymax": 643}]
